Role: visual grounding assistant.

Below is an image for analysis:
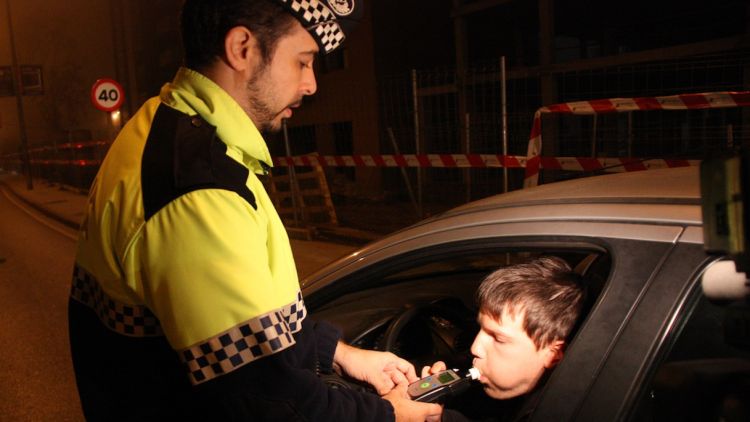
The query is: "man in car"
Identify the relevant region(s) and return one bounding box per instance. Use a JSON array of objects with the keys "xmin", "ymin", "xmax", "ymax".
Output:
[
  {"xmin": 67, "ymin": 0, "xmax": 442, "ymax": 421},
  {"xmin": 422, "ymin": 256, "xmax": 586, "ymax": 421}
]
